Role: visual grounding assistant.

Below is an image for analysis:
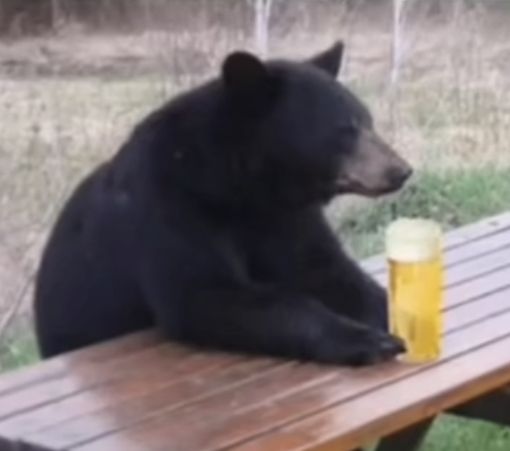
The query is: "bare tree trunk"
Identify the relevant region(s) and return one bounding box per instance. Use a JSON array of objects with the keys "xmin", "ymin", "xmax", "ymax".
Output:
[
  {"xmin": 0, "ymin": 0, "xmax": 54, "ymax": 36},
  {"xmin": 253, "ymin": 0, "xmax": 273, "ymax": 57},
  {"xmin": 391, "ymin": 0, "xmax": 406, "ymax": 85},
  {"xmin": 51, "ymin": 0, "xmax": 61, "ymax": 29},
  {"xmin": 389, "ymin": 0, "xmax": 408, "ymax": 174}
]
